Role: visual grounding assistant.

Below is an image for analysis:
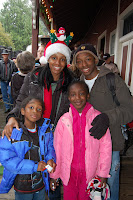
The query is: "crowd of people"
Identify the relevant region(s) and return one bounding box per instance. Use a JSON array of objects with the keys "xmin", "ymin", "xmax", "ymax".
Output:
[{"xmin": 0, "ymin": 27, "xmax": 133, "ymax": 200}]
